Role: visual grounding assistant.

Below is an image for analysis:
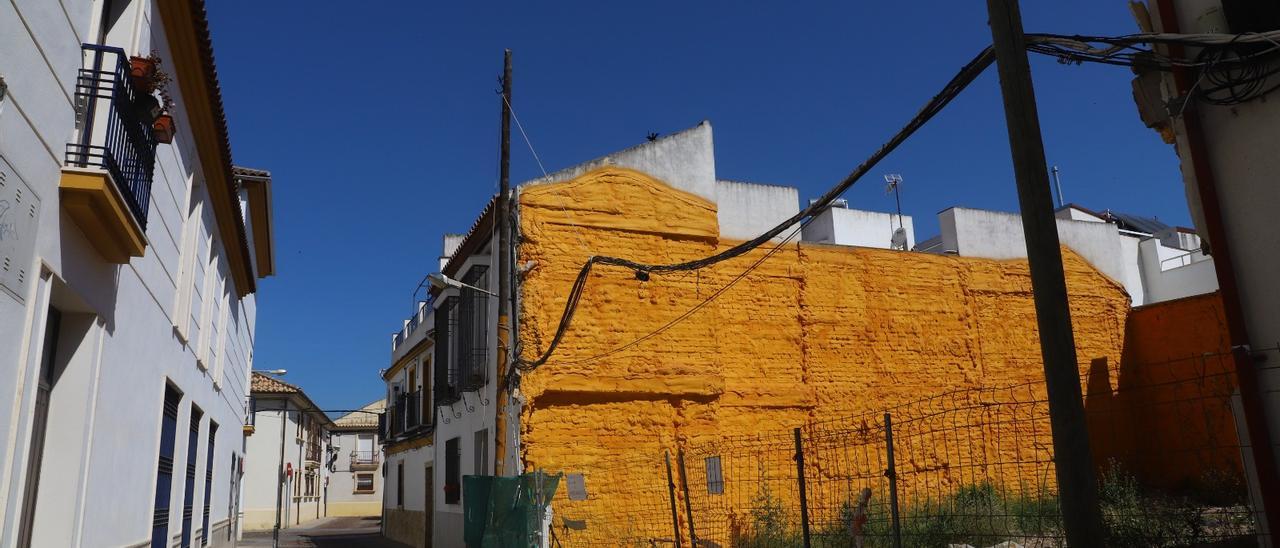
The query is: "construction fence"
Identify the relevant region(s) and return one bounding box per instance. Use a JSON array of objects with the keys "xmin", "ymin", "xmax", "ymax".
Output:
[{"xmin": 546, "ymin": 347, "xmax": 1277, "ymax": 547}]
